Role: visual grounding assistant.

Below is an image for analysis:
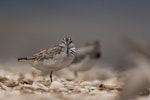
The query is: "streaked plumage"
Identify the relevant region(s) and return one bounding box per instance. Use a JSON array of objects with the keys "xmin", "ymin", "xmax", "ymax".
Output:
[
  {"xmin": 69, "ymin": 40, "xmax": 101, "ymax": 76},
  {"xmin": 18, "ymin": 37, "xmax": 76, "ymax": 82}
]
